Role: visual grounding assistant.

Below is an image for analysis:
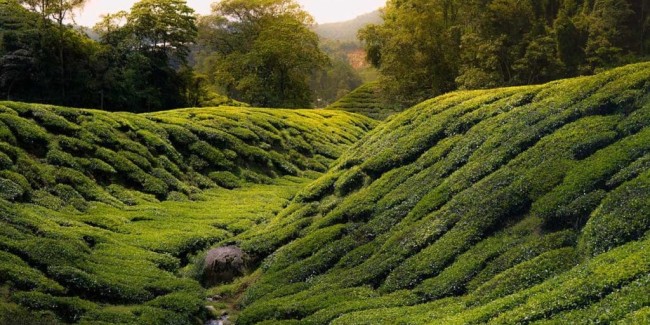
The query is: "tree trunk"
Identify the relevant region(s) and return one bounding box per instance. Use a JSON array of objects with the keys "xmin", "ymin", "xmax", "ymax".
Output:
[{"xmin": 7, "ymin": 80, "xmax": 16, "ymax": 101}]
